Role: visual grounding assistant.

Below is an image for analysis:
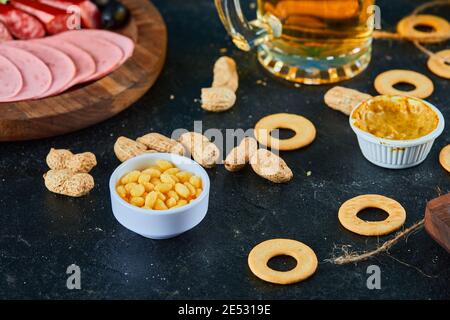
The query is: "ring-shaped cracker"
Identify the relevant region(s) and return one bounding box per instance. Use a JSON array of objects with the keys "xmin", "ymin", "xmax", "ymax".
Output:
[
  {"xmin": 248, "ymin": 239, "xmax": 318, "ymax": 285},
  {"xmin": 338, "ymin": 195, "xmax": 406, "ymax": 236},
  {"xmin": 397, "ymin": 14, "xmax": 450, "ymax": 43},
  {"xmin": 374, "ymin": 69, "xmax": 434, "ymax": 99},
  {"xmin": 254, "ymin": 113, "xmax": 316, "ymax": 151},
  {"xmin": 439, "ymin": 144, "xmax": 450, "ymax": 173},
  {"xmin": 427, "ymin": 49, "xmax": 450, "ymax": 79}
]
